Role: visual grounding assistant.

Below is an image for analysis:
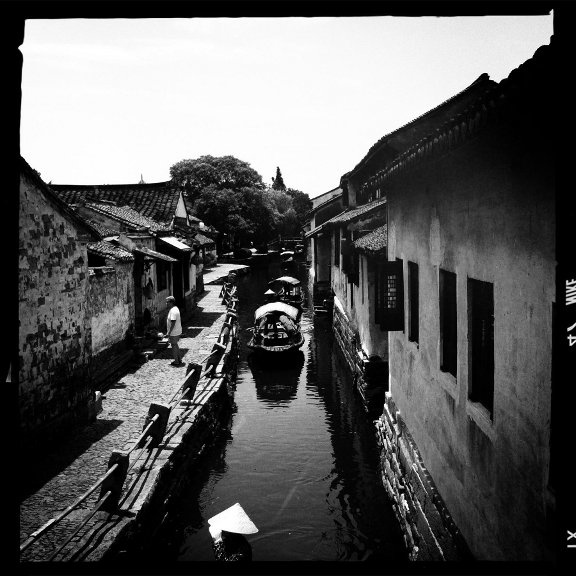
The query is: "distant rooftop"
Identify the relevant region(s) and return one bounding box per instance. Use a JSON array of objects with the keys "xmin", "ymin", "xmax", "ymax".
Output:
[{"xmin": 50, "ymin": 181, "xmax": 183, "ymax": 227}]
